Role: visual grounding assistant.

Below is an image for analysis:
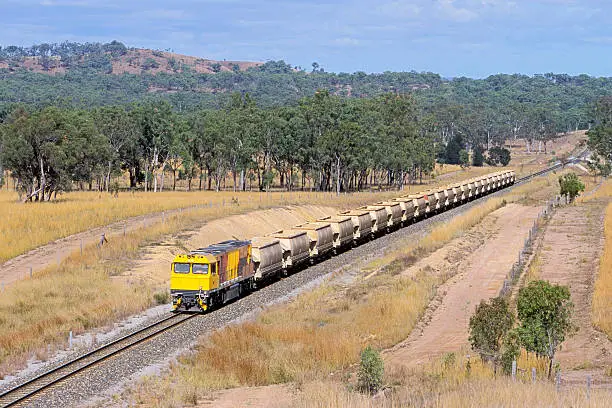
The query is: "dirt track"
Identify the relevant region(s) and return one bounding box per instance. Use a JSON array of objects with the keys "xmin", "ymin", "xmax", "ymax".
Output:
[
  {"xmin": 386, "ymin": 204, "xmax": 541, "ymax": 368},
  {"xmin": 537, "ymin": 201, "xmax": 612, "ymax": 385},
  {"xmin": 0, "ymin": 207, "xmax": 189, "ymax": 287}
]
